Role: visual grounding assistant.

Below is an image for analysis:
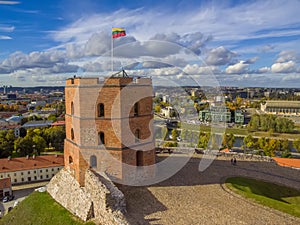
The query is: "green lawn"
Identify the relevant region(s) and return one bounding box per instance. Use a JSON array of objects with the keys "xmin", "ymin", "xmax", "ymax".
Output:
[
  {"xmin": 0, "ymin": 192, "xmax": 95, "ymax": 225},
  {"xmin": 225, "ymin": 177, "xmax": 300, "ymax": 218}
]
